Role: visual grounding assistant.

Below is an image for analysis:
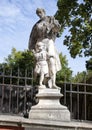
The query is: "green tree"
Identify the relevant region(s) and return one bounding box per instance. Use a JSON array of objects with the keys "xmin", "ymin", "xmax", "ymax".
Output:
[
  {"xmin": 0, "ymin": 48, "xmax": 35, "ymax": 85},
  {"xmin": 86, "ymin": 58, "xmax": 92, "ymax": 83},
  {"xmin": 56, "ymin": 53, "xmax": 72, "ymax": 83},
  {"xmin": 5, "ymin": 48, "xmax": 35, "ymax": 70},
  {"xmin": 72, "ymin": 71, "xmax": 87, "ymax": 83},
  {"xmin": 55, "ymin": 0, "xmax": 92, "ymax": 58},
  {"xmin": 86, "ymin": 58, "xmax": 92, "ymax": 70}
]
